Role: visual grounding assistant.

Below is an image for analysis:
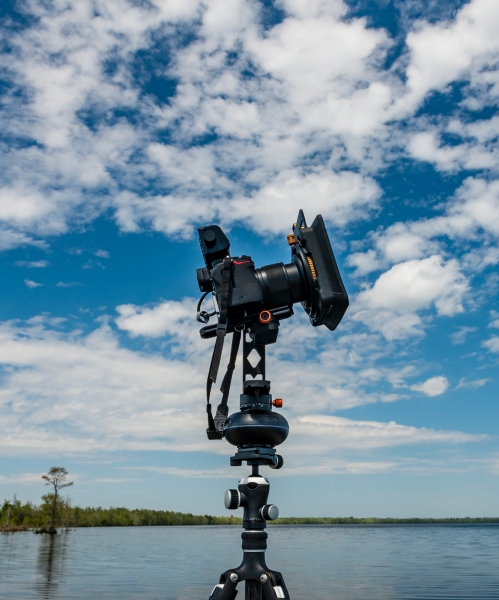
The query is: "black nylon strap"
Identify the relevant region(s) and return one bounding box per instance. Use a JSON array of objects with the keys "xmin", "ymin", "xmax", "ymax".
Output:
[
  {"xmin": 206, "ymin": 257, "xmax": 232, "ymax": 439},
  {"xmin": 213, "ymin": 329, "xmax": 241, "ymax": 431}
]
